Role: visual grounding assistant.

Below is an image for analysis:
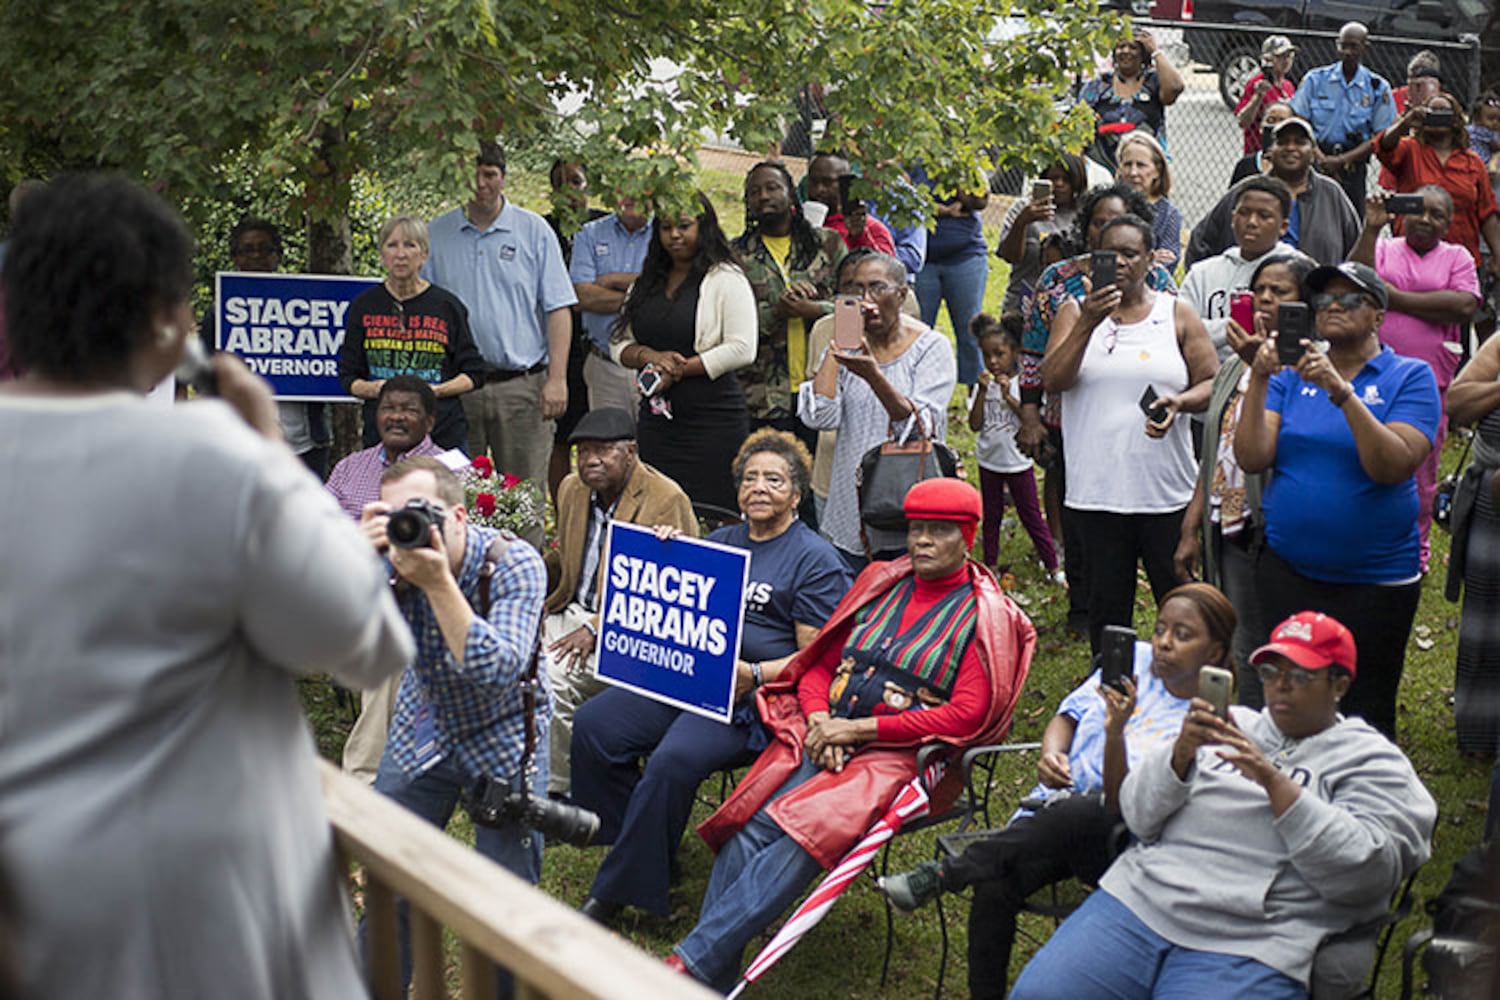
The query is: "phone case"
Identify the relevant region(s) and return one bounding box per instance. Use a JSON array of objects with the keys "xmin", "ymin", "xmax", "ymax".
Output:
[
  {"xmin": 833, "ymin": 297, "xmax": 863, "ymax": 351},
  {"xmin": 1229, "ymin": 292, "xmax": 1254, "ymax": 333}
]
